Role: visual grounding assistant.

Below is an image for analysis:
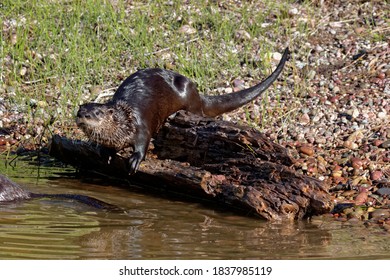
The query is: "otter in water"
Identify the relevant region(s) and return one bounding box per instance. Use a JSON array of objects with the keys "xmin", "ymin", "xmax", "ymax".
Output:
[
  {"xmin": 0, "ymin": 174, "xmax": 120, "ymax": 210},
  {"xmin": 77, "ymin": 48, "xmax": 289, "ymax": 174}
]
